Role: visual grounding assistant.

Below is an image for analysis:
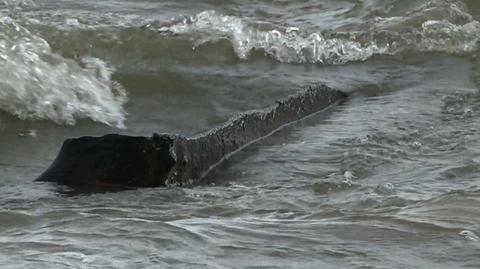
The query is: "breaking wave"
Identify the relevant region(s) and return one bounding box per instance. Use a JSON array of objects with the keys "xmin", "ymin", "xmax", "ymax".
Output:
[
  {"xmin": 150, "ymin": 0, "xmax": 480, "ymax": 64},
  {"xmin": 0, "ymin": 16, "xmax": 127, "ymax": 128},
  {"xmin": 0, "ymin": 0, "xmax": 477, "ymax": 126}
]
